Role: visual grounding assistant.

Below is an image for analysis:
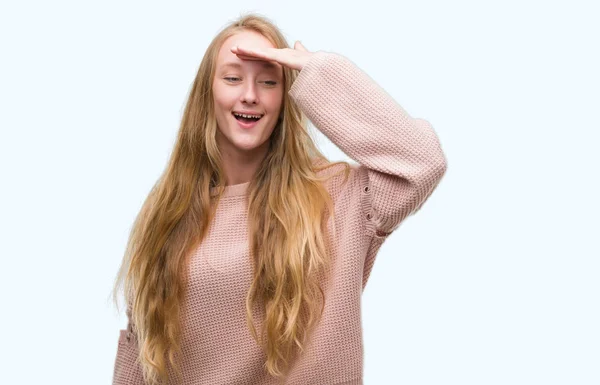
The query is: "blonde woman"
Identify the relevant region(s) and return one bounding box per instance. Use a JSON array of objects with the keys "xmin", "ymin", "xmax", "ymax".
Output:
[{"xmin": 111, "ymin": 13, "xmax": 447, "ymax": 385}]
